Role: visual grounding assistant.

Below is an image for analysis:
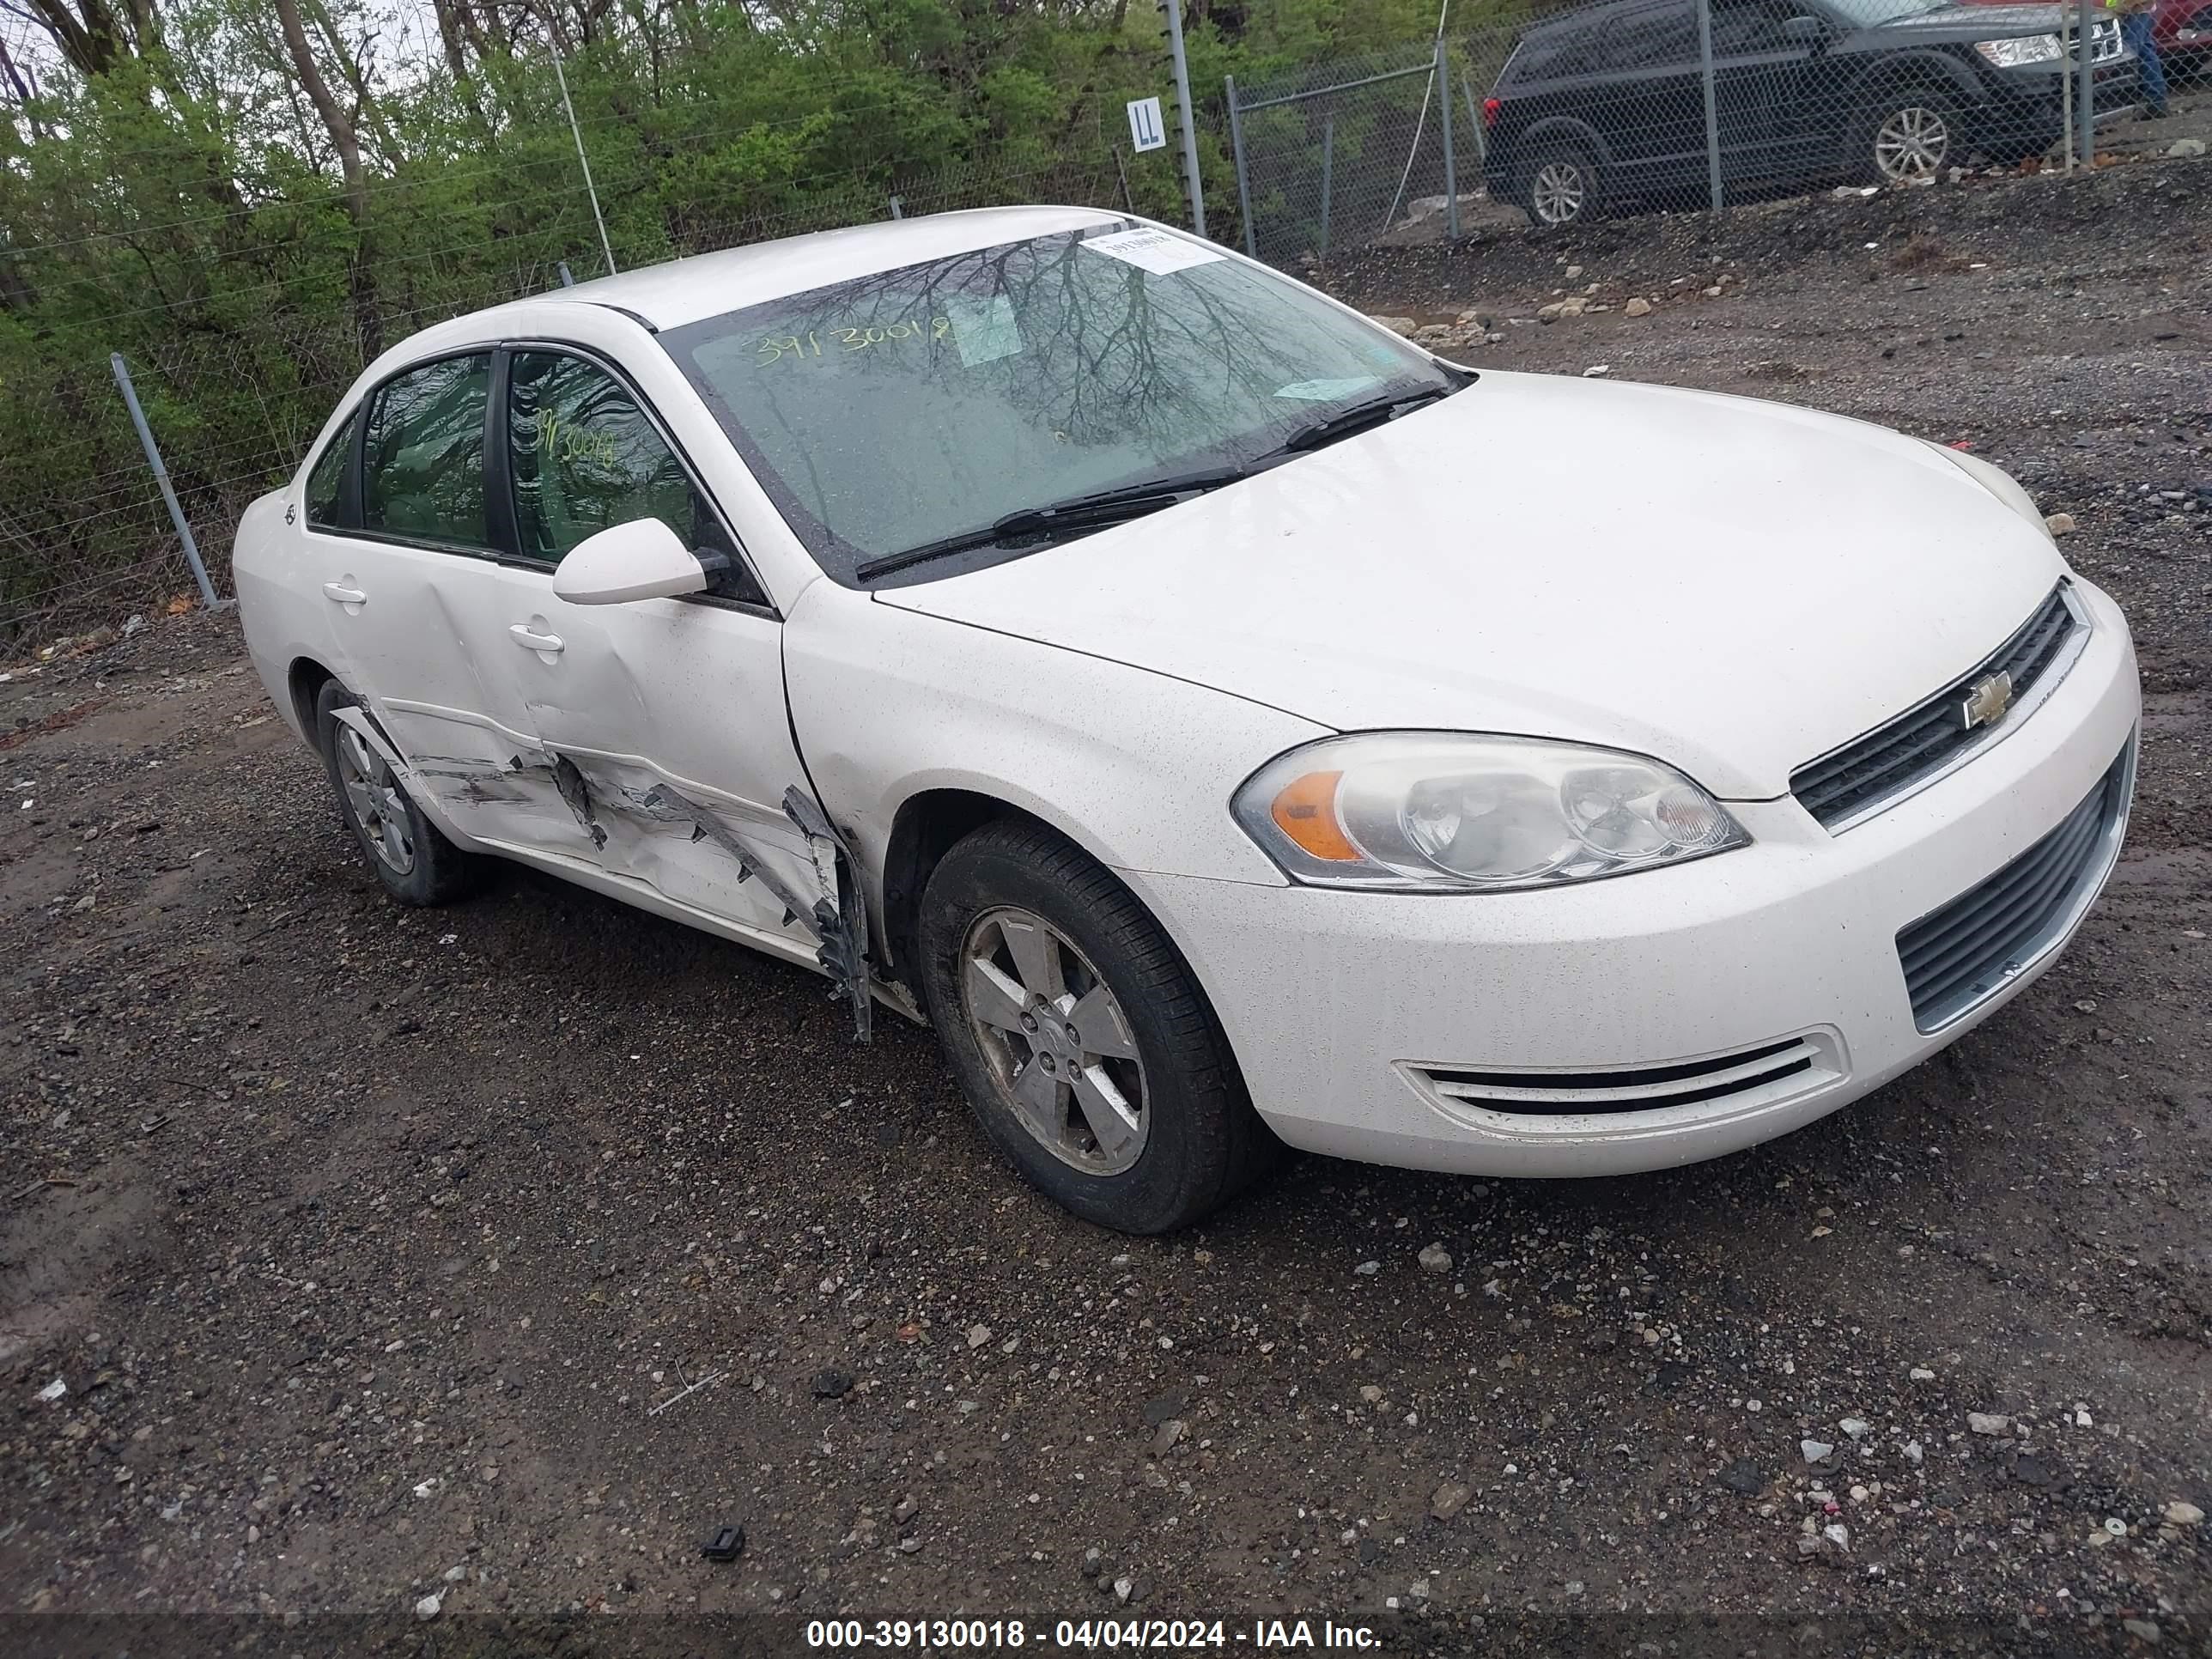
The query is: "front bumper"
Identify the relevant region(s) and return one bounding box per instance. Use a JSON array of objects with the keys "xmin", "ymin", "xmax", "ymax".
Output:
[
  {"xmin": 1128, "ymin": 578, "xmax": 2140, "ymax": 1178},
  {"xmin": 1981, "ymin": 60, "xmax": 2142, "ymax": 149}
]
